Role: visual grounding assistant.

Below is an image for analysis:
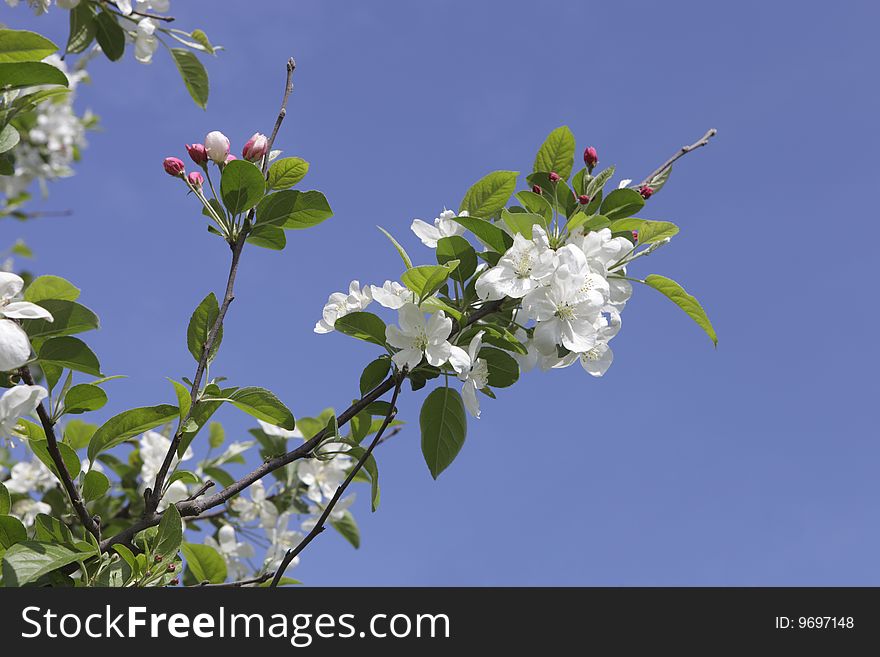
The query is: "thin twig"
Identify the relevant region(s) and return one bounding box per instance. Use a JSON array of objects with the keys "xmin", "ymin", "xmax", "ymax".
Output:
[
  {"xmin": 183, "ymin": 480, "xmax": 214, "ymax": 502},
  {"xmin": 261, "ymin": 58, "xmax": 296, "ymax": 175},
  {"xmin": 270, "ymin": 373, "xmax": 405, "ymax": 586},
  {"xmin": 19, "ymin": 366, "xmax": 100, "ymax": 541},
  {"xmin": 199, "ymin": 572, "xmax": 274, "ymax": 588},
  {"xmin": 637, "ymin": 128, "xmax": 717, "ymax": 188}
]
